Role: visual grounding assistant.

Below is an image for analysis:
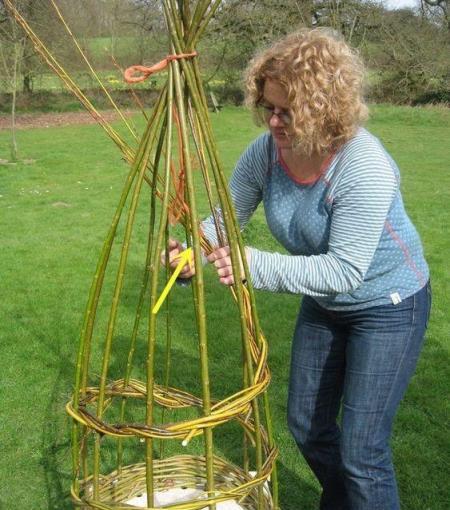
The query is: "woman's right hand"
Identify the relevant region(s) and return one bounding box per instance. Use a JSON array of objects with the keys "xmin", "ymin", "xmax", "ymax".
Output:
[{"xmin": 160, "ymin": 238, "xmax": 195, "ymax": 279}]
